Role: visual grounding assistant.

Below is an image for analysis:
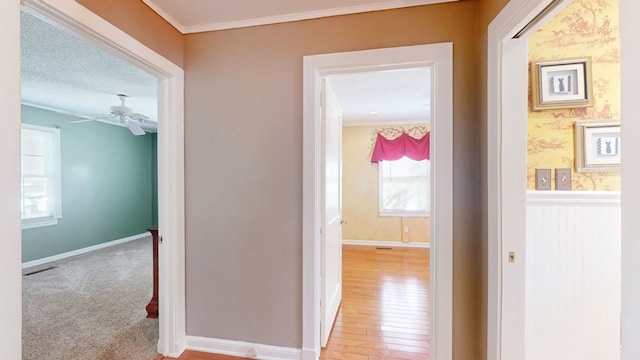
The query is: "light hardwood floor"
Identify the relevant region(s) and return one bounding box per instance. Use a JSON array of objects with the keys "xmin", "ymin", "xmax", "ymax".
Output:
[
  {"xmin": 161, "ymin": 245, "xmax": 430, "ymax": 360},
  {"xmin": 321, "ymin": 245, "xmax": 429, "ymax": 360}
]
